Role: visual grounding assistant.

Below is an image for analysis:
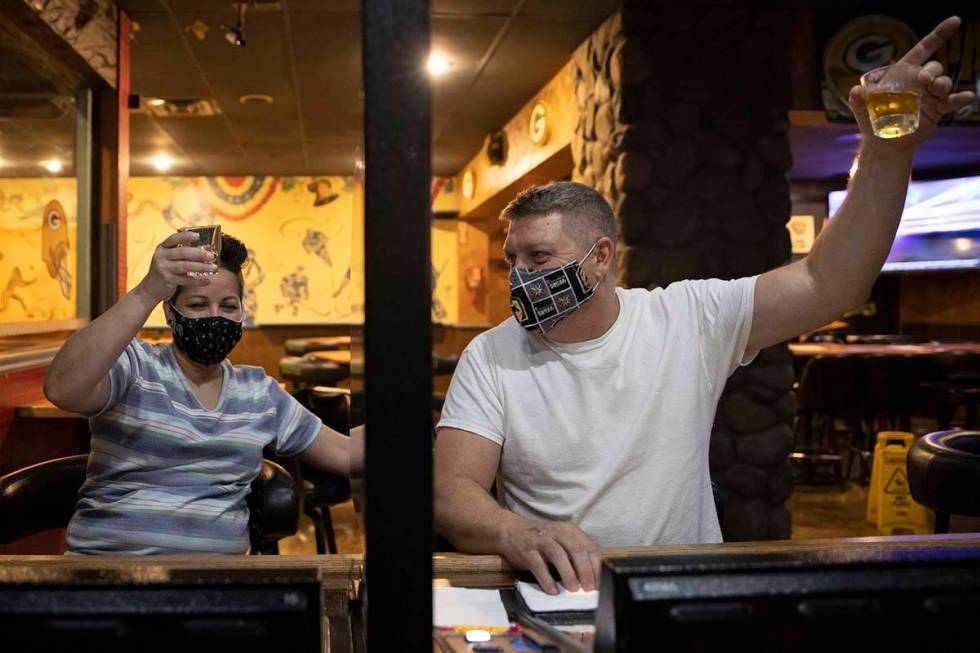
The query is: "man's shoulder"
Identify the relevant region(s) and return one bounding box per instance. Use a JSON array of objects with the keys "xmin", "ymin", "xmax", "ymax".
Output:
[{"xmin": 465, "ymin": 317, "xmax": 523, "ymax": 354}]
